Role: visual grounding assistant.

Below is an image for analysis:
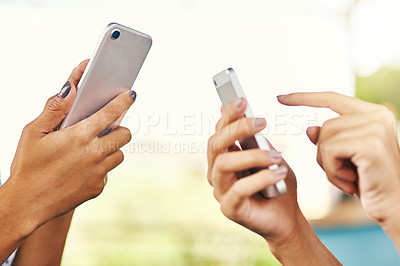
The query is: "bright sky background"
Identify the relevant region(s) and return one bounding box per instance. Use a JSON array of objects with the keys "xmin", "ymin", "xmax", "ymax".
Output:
[{"xmin": 1, "ymin": 0, "xmax": 400, "ymax": 219}]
